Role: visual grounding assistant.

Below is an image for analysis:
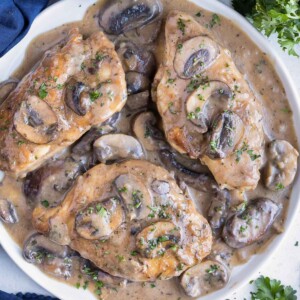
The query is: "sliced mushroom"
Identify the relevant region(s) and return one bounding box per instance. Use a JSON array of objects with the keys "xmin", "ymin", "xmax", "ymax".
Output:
[
  {"xmin": 222, "ymin": 198, "xmax": 281, "ymax": 249},
  {"xmin": 180, "ymin": 260, "xmax": 229, "ymax": 297},
  {"xmin": 208, "ymin": 188, "xmax": 231, "ymax": 230},
  {"xmin": 0, "ymin": 78, "xmax": 19, "ymax": 104},
  {"xmin": 117, "ymin": 41, "xmax": 156, "ymax": 76},
  {"xmin": 75, "ymin": 197, "xmax": 124, "ymax": 240},
  {"xmin": 174, "ymin": 36, "xmax": 220, "ymax": 79},
  {"xmin": 115, "ymin": 174, "xmax": 152, "ymax": 220},
  {"xmin": 265, "ymin": 140, "xmax": 299, "ymax": 191},
  {"xmin": 126, "ymin": 90, "xmax": 150, "ymax": 111},
  {"xmin": 23, "ymin": 233, "xmax": 70, "ymax": 264},
  {"xmin": 64, "ymin": 78, "xmax": 89, "ymax": 116},
  {"xmin": 23, "ymin": 158, "xmax": 83, "ymax": 207},
  {"xmin": 133, "ymin": 112, "xmax": 167, "ymax": 151},
  {"xmin": 136, "ymin": 221, "xmax": 181, "ymax": 258},
  {"xmin": 14, "ymin": 96, "xmax": 58, "ymax": 144},
  {"xmin": 93, "ymin": 134, "xmax": 144, "ymax": 163},
  {"xmin": 99, "ymin": 0, "xmax": 163, "ymax": 35},
  {"xmin": 207, "ymin": 111, "xmax": 244, "ymax": 159},
  {"xmin": 0, "ymin": 199, "xmax": 18, "ymax": 224},
  {"xmin": 124, "ymin": 20, "xmax": 162, "ymax": 44},
  {"xmin": 186, "ymin": 81, "xmax": 233, "ymax": 133},
  {"xmin": 126, "ymin": 72, "xmax": 151, "ymax": 95},
  {"xmin": 72, "ymin": 125, "xmax": 115, "ymax": 156}
]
